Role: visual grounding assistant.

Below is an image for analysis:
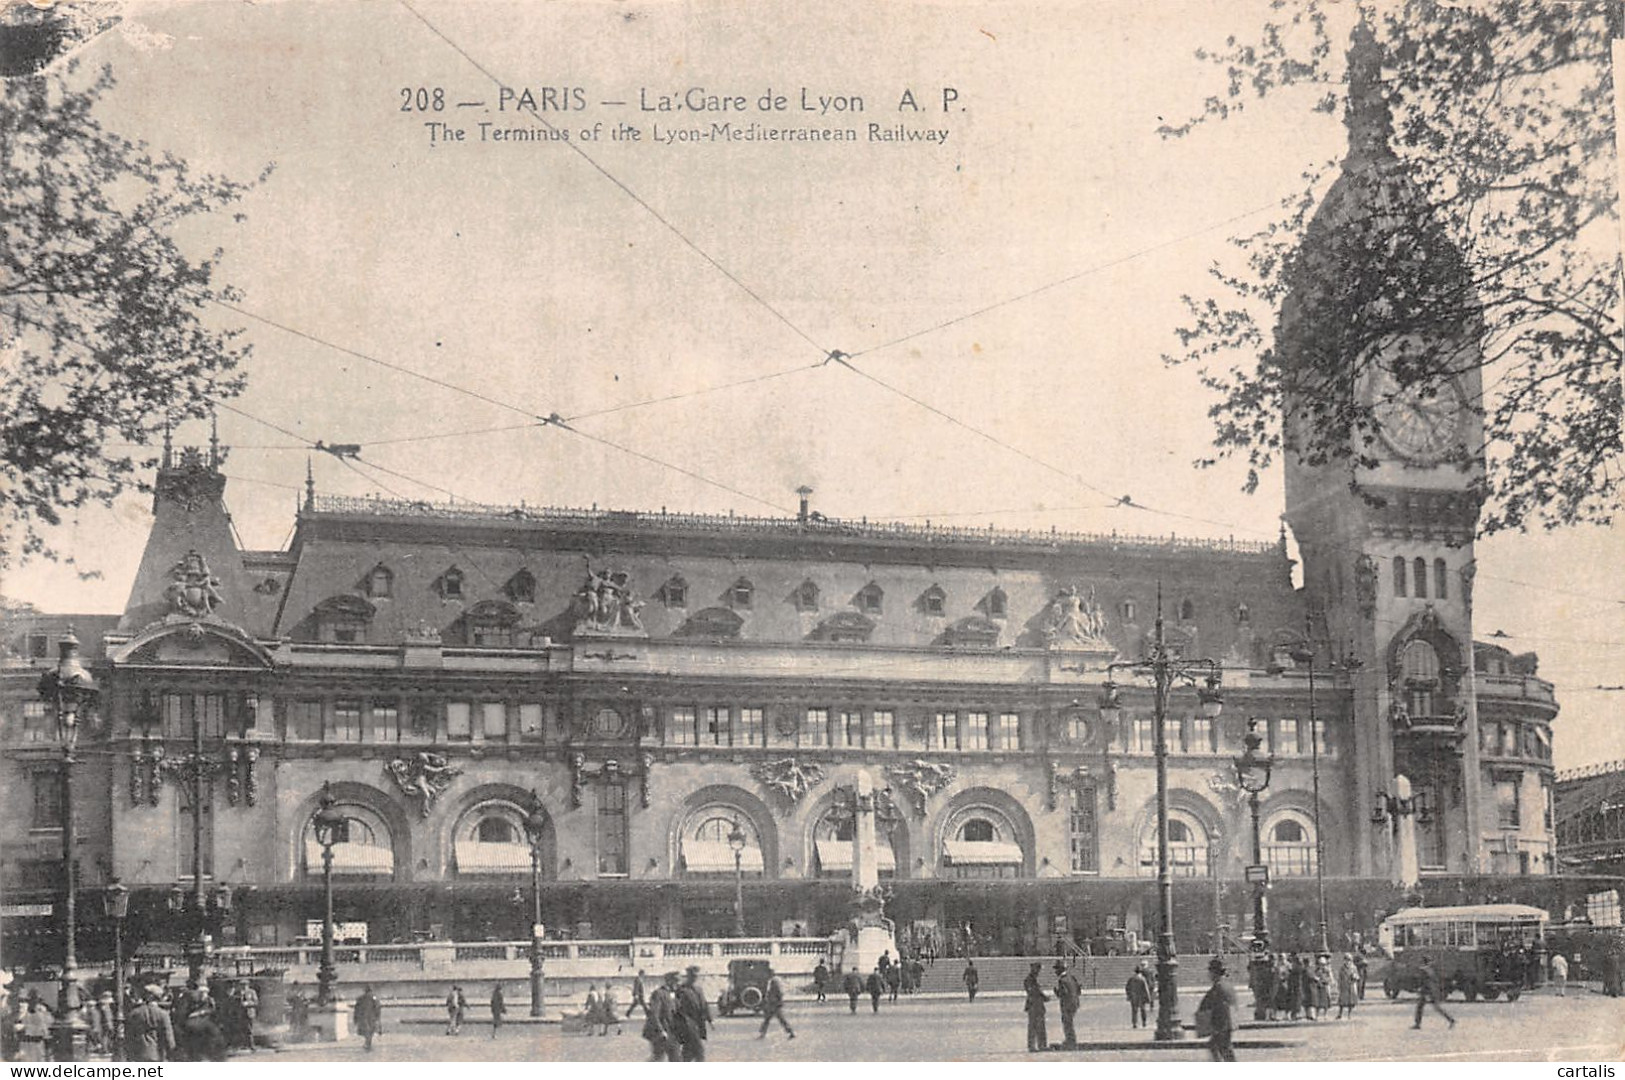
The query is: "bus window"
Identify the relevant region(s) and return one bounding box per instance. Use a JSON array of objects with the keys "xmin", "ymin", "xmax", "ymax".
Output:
[
  {"xmin": 1453, "ymin": 922, "xmax": 1473, "ymax": 948},
  {"xmin": 1476, "ymin": 923, "xmax": 1498, "ymax": 946}
]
